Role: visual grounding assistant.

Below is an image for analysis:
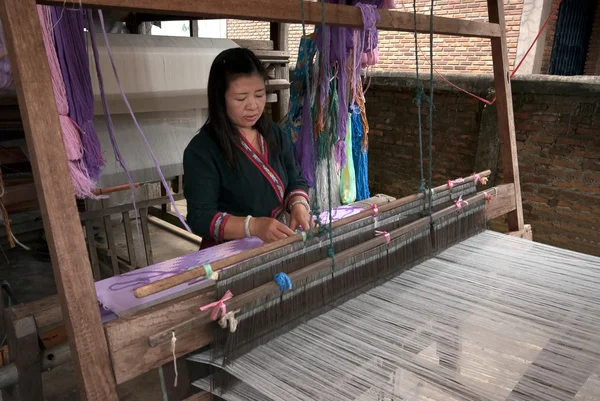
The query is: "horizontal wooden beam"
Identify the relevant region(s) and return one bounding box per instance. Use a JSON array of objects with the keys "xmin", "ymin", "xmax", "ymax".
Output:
[
  {"xmin": 485, "ymin": 183, "xmax": 516, "ymax": 220},
  {"xmin": 37, "ymin": 0, "xmax": 501, "ymax": 38}
]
